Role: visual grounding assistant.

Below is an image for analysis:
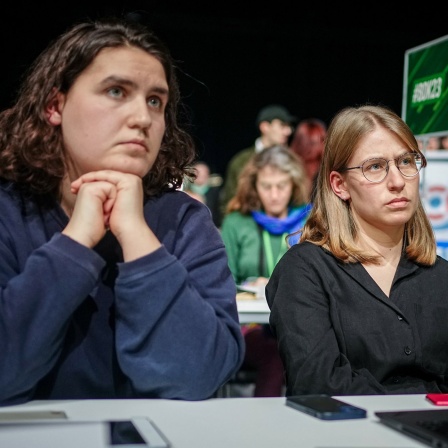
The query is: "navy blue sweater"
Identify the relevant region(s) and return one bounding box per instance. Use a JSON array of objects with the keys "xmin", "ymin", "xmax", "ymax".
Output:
[{"xmin": 0, "ymin": 180, "xmax": 244, "ymax": 405}]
